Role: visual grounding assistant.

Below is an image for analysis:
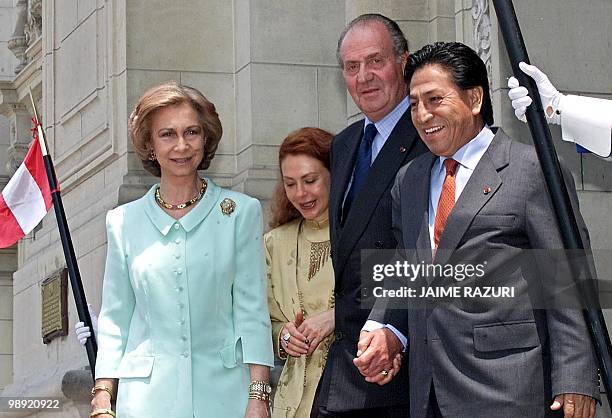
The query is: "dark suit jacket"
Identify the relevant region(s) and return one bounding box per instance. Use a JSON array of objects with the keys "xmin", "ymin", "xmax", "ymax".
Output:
[
  {"xmin": 318, "ymin": 109, "xmax": 427, "ymax": 412},
  {"xmin": 371, "ymin": 129, "xmax": 599, "ymax": 418}
]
